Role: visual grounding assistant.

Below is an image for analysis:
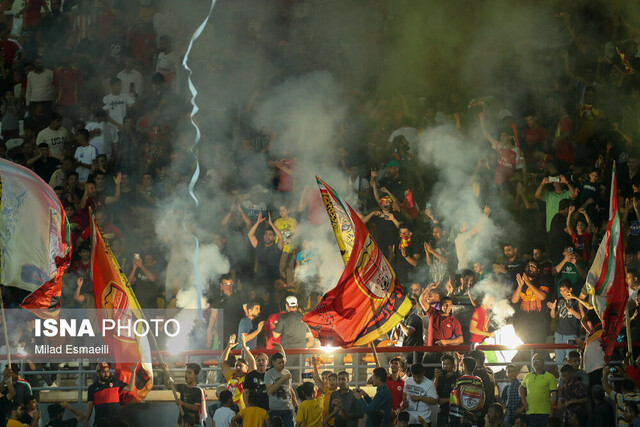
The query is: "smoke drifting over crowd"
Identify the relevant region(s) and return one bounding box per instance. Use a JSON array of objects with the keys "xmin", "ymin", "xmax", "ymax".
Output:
[{"xmin": 148, "ymin": 0, "xmax": 640, "ymax": 309}]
